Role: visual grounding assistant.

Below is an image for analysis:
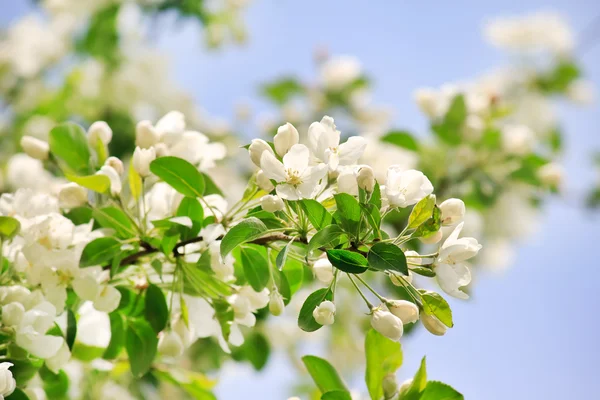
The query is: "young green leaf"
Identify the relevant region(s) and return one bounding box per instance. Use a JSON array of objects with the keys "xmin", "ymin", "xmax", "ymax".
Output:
[
  {"xmin": 299, "ymin": 199, "xmax": 332, "ymax": 230},
  {"xmin": 128, "ymin": 161, "xmax": 143, "ymax": 199},
  {"xmin": 401, "ymin": 357, "xmax": 428, "ymax": 400},
  {"xmin": 420, "ymin": 381, "xmax": 464, "ymax": 400},
  {"xmin": 150, "ymin": 156, "xmax": 205, "ymax": 198},
  {"xmin": 369, "ymin": 182, "xmax": 382, "ymax": 209},
  {"xmin": 327, "ymin": 249, "xmax": 369, "ymax": 274},
  {"xmin": 408, "ymin": 194, "xmax": 436, "ymax": 229},
  {"xmin": 302, "ymin": 355, "xmax": 349, "ymax": 394},
  {"xmin": 367, "ymin": 242, "xmax": 408, "ymax": 275},
  {"xmin": 103, "ymin": 312, "xmax": 126, "ymax": 360},
  {"xmin": 365, "ymin": 329, "xmax": 403, "ymax": 400},
  {"xmin": 308, "ymin": 225, "xmax": 347, "ymax": 253},
  {"xmin": 49, "ymin": 122, "xmax": 91, "ymax": 174},
  {"xmin": 381, "ymin": 130, "xmax": 419, "ymax": 151},
  {"xmin": 321, "ymin": 391, "xmax": 353, "ymax": 400},
  {"xmin": 333, "ymin": 193, "xmax": 361, "ymax": 236},
  {"xmin": 66, "ymin": 173, "xmax": 110, "ymax": 193},
  {"xmin": 0, "ymin": 216, "xmax": 20, "ymax": 240},
  {"xmin": 220, "ymin": 217, "xmax": 268, "ymax": 257},
  {"xmin": 126, "ymin": 318, "xmax": 158, "ymax": 377},
  {"xmin": 144, "ymin": 284, "xmax": 169, "ymax": 333},
  {"xmin": 213, "ymin": 299, "xmax": 234, "ymax": 341},
  {"xmin": 66, "ymin": 309, "xmax": 77, "ymax": 351},
  {"xmin": 275, "ymin": 240, "xmax": 293, "ymax": 270},
  {"xmin": 177, "ymin": 197, "xmax": 204, "ymax": 239},
  {"xmin": 93, "ymin": 206, "xmax": 137, "ymax": 239},
  {"xmin": 412, "ymin": 206, "xmax": 441, "ymax": 238},
  {"xmin": 80, "ymin": 237, "xmax": 122, "ymax": 267},
  {"xmin": 298, "ymin": 288, "xmax": 333, "ymax": 332},
  {"xmin": 360, "ymin": 203, "xmax": 381, "ymax": 239},
  {"xmin": 231, "ymin": 332, "xmax": 271, "ymax": 371},
  {"xmin": 239, "ymin": 245, "xmax": 270, "ymax": 292},
  {"xmin": 419, "ymin": 290, "xmax": 453, "ymax": 328}
]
